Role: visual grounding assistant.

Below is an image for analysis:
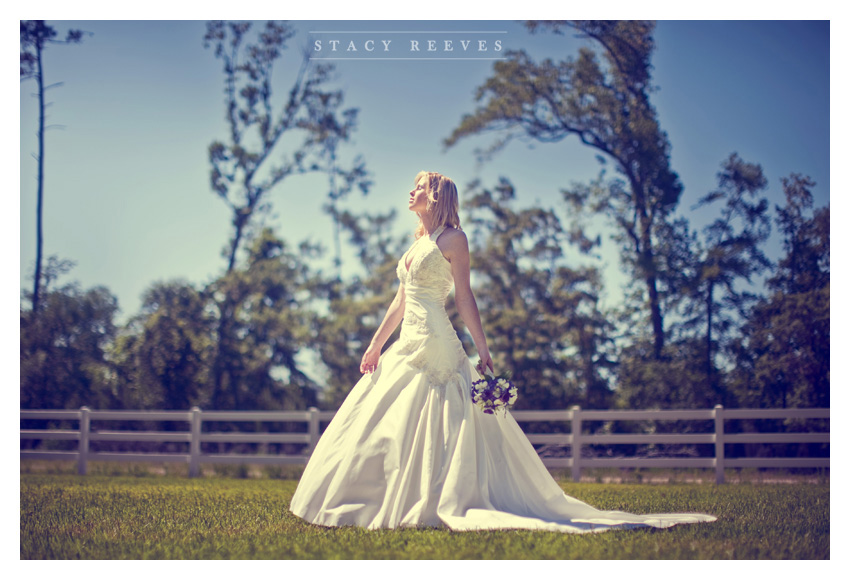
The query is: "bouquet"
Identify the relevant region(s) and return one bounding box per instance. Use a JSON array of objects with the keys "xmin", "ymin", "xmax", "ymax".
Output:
[{"xmin": 471, "ymin": 369, "xmax": 517, "ymax": 416}]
